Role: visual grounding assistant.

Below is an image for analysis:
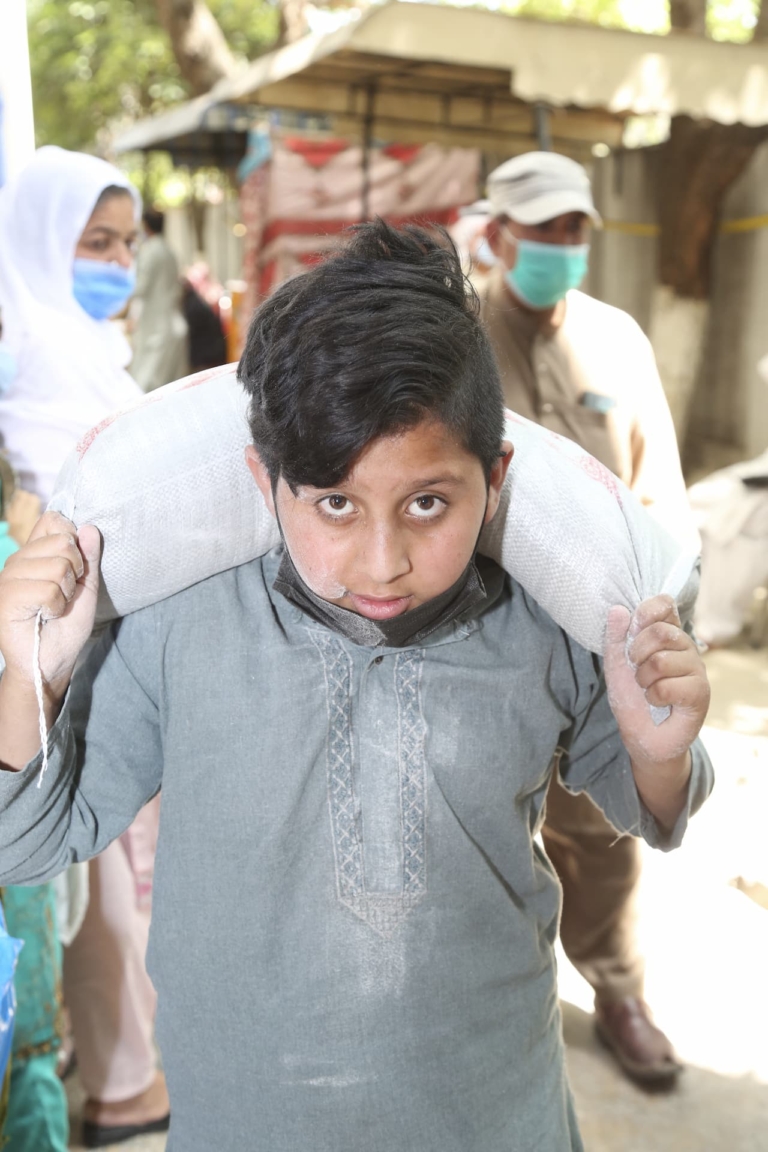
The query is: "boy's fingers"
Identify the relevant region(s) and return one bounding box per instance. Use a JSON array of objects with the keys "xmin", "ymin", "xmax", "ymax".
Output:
[
  {"xmin": 628, "ymin": 594, "xmax": 680, "ymax": 638},
  {"xmin": 629, "ymin": 621, "xmax": 691, "ymax": 668},
  {"xmin": 27, "ymin": 511, "xmax": 77, "ymax": 544},
  {"xmin": 76, "ymin": 525, "xmax": 102, "ymax": 593},
  {"xmin": 634, "ymin": 649, "xmax": 697, "ymax": 691},
  {"xmin": 645, "ymin": 674, "xmax": 708, "ymax": 711},
  {"xmin": 5, "ymin": 578, "xmax": 70, "ymax": 623},
  {"xmin": 4, "ymin": 555, "xmax": 79, "ymax": 593},
  {"xmin": 604, "ymin": 605, "xmax": 631, "ymax": 650}
]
